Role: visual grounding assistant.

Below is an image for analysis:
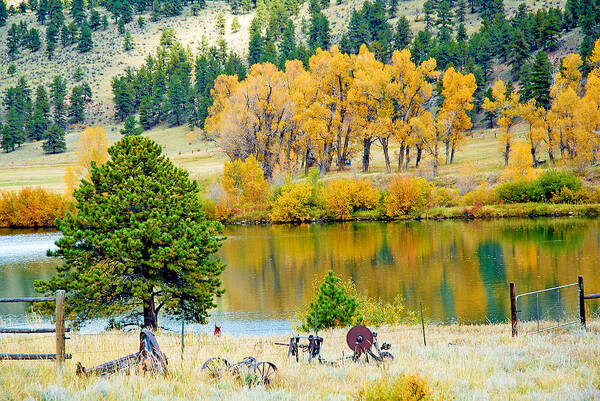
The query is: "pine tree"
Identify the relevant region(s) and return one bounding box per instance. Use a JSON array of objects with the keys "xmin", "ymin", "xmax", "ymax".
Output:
[
  {"xmin": 68, "ymin": 86, "xmax": 85, "ymax": 124},
  {"xmin": 123, "ymin": 31, "xmax": 134, "ymax": 50},
  {"xmin": 165, "ymin": 73, "xmax": 189, "ymax": 125},
  {"xmin": 278, "ymin": 19, "xmax": 296, "ymax": 68},
  {"xmin": 247, "ymin": 30, "xmax": 264, "ymax": 66},
  {"xmin": 37, "ymin": 0, "xmax": 47, "ymax": 23},
  {"xmin": 523, "ymin": 50, "xmax": 552, "ymax": 109},
  {"xmin": 34, "ymin": 136, "xmax": 225, "ymax": 329},
  {"xmin": 120, "ymin": 114, "xmax": 142, "ymax": 135},
  {"xmin": 101, "ymin": 15, "xmax": 108, "ymax": 30},
  {"xmin": 70, "ymin": 0, "xmax": 85, "ymax": 25},
  {"xmin": 436, "ymin": 0, "xmax": 454, "ymax": 38},
  {"xmin": 216, "ymin": 11, "xmax": 225, "ymax": 36},
  {"xmin": 423, "ymin": 0, "xmax": 435, "ymax": 30},
  {"xmin": 50, "ymin": 76, "xmax": 67, "ymax": 129},
  {"xmin": 89, "ymin": 8, "xmax": 101, "ymax": 29},
  {"xmin": 112, "ymin": 75, "xmax": 135, "ymax": 121},
  {"xmin": 1, "ymin": 123, "xmax": 16, "ymax": 152},
  {"xmin": 78, "ymin": 20, "xmax": 93, "ymax": 52},
  {"xmin": 308, "ymin": 9, "xmax": 330, "ymax": 50},
  {"xmin": 27, "ymin": 27, "xmax": 41, "ymax": 51},
  {"xmin": 456, "ymin": 0, "xmax": 466, "ymax": 23},
  {"xmin": 7, "ymin": 23, "xmax": 20, "ymax": 58},
  {"xmin": 0, "ymin": 0, "xmax": 7, "ymax": 27},
  {"xmin": 231, "ymin": 16, "xmax": 241, "ymax": 33},
  {"xmin": 393, "ymin": 16, "xmax": 412, "ymax": 51},
  {"xmin": 48, "ymin": 0, "xmax": 64, "ymax": 26},
  {"xmin": 42, "ymin": 124, "xmax": 66, "ymax": 153}
]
